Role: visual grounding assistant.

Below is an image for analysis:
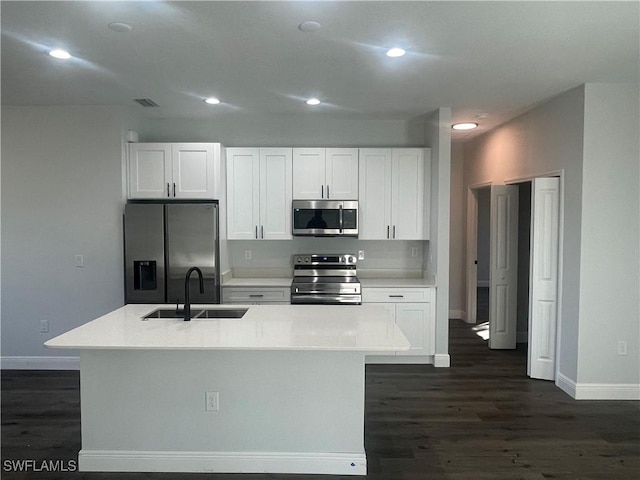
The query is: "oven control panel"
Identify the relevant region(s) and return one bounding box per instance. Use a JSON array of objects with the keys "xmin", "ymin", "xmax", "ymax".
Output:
[{"xmin": 293, "ymin": 254, "xmax": 357, "ymax": 266}]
